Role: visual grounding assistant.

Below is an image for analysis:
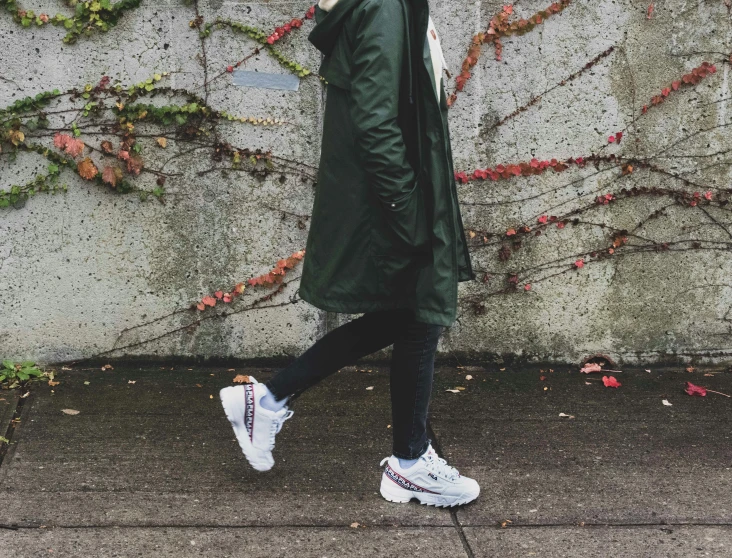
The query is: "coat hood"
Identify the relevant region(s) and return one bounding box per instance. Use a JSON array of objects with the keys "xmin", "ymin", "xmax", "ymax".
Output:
[
  {"xmin": 309, "ymin": 0, "xmax": 417, "ymax": 105},
  {"xmin": 308, "ymin": 0, "xmax": 367, "ymax": 57}
]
